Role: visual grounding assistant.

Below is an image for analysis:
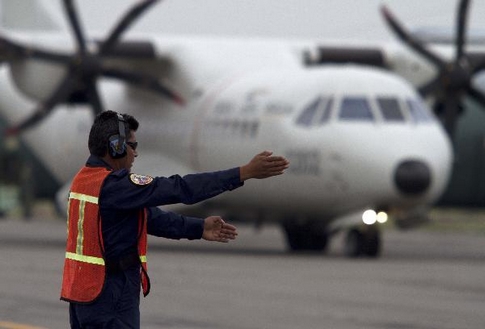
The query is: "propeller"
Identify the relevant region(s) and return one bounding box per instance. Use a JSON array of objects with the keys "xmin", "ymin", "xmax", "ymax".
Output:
[
  {"xmin": 1, "ymin": 0, "xmax": 184, "ymax": 136},
  {"xmin": 381, "ymin": 0, "xmax": 485, "ymax": 138}
]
